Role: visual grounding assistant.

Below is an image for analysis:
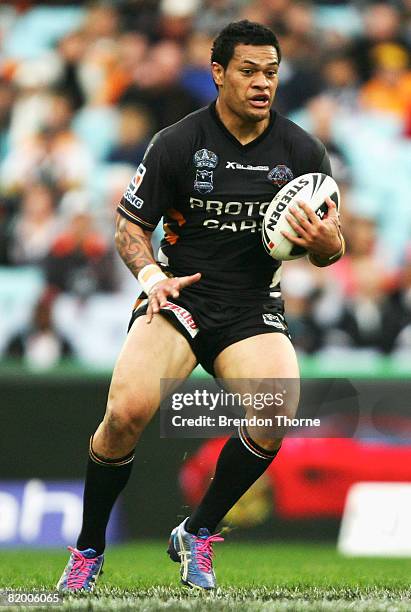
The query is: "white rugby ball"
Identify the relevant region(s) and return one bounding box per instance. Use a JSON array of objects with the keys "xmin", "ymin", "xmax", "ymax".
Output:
[{"xmin": 262, "ymin": 173, "xmax": 340, "ymax": 261}]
